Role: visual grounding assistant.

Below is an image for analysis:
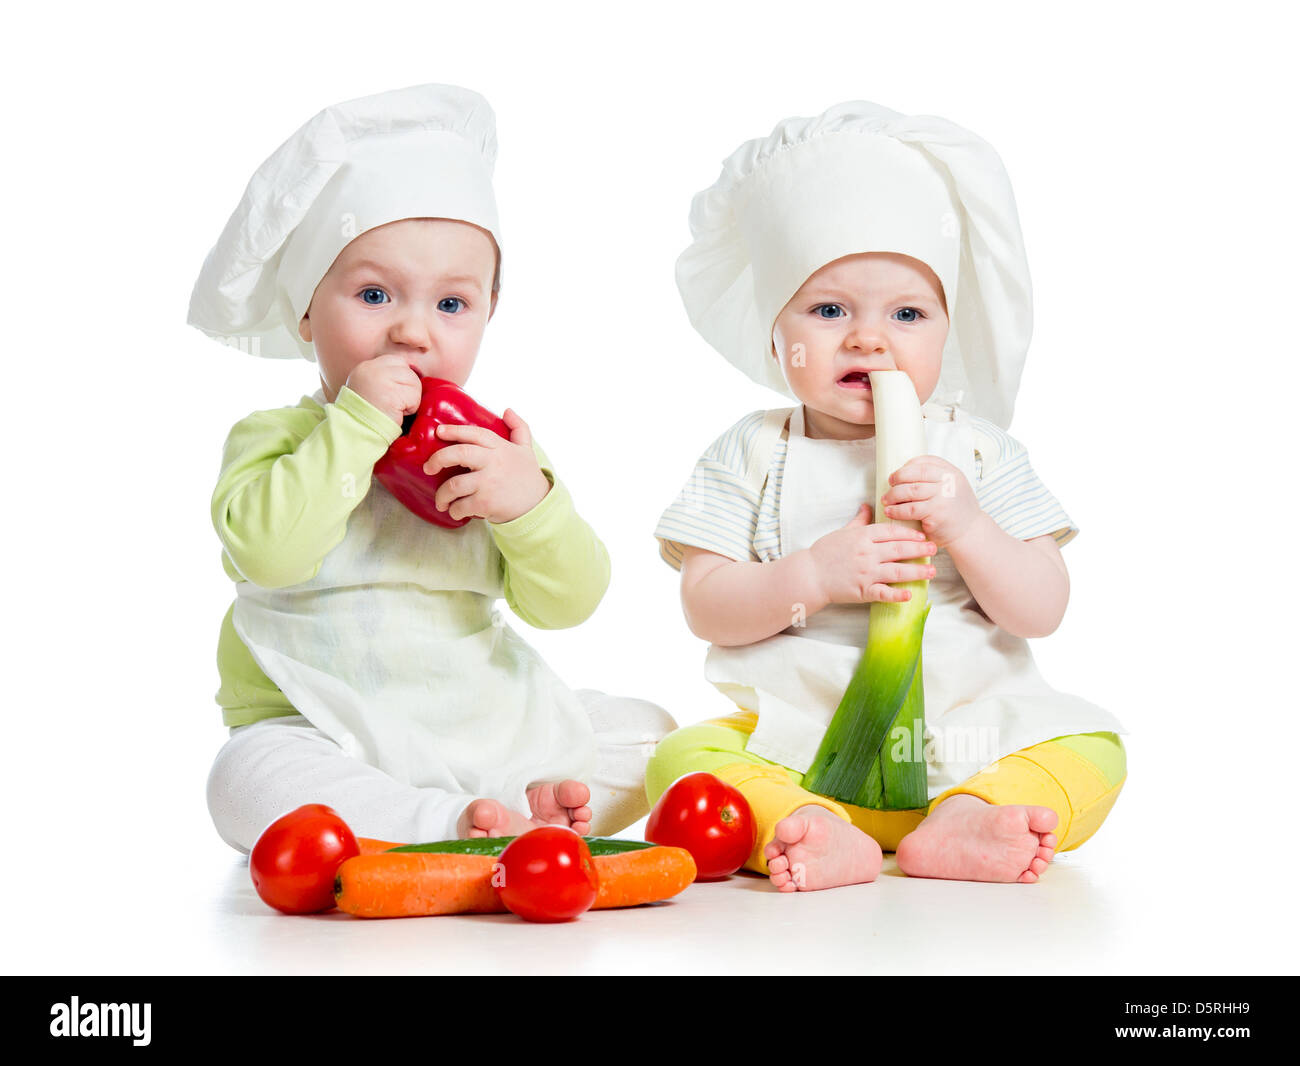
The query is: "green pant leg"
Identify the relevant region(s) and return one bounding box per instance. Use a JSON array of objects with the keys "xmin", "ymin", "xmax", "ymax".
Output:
[
  {"xmin": 1049, "ymin": 731, "xmax": 1127, "ymax": 788},
  {"xmin": 644, "ymin": 715, "xmax": 791, "ymax": 805}
]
